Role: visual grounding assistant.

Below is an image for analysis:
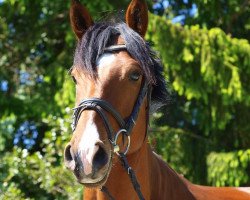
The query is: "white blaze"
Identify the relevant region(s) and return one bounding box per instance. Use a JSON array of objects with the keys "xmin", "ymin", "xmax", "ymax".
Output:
[
  {"xmin": 96, "ymin": 53, "xmax": 116, "ymax": 67},
  {"xmin": 78, "ymin": 119, "xmax": 100, "ymax": 175},
  {"xmin": 77, "ymin": 53, "xmax": 115, "ymax": 175}
]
